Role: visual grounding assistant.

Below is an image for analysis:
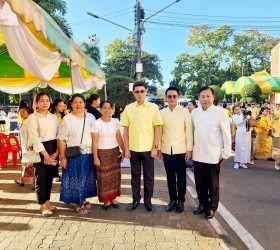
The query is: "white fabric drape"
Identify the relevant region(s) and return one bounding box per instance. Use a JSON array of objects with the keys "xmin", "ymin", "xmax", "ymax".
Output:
[
  {"xmin": 0, "ymin": 1, "xmax": 106, "ymax": 94},
  {"xmin": 0, "ymin": 80, "xmax": 40, "ymax": 94},
  {"xmin": 1, "ymin": 17, "xmax": 62, "ymax": 80}
]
